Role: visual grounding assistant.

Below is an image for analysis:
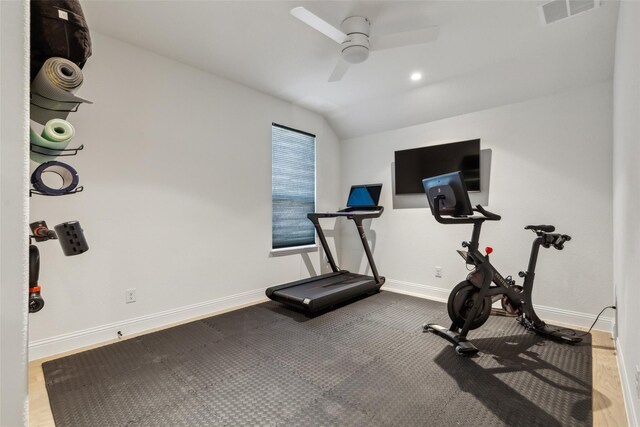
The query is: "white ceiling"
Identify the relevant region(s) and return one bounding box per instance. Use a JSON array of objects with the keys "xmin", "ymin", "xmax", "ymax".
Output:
[{"xmin": 81, "ymin": 0, "xmax": 619, "ymax": 139}]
